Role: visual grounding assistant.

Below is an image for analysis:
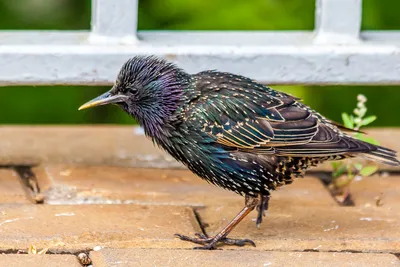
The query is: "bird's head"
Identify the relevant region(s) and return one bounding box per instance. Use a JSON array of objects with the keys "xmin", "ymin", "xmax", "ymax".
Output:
[{"xmin": 79, "ymin": 56, "xmax": 191, "ymax": 137}]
